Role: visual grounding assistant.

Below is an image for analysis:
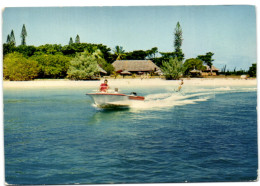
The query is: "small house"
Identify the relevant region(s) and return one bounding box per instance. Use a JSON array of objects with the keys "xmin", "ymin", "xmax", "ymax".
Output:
[
  {"xmin": 112, "ymin": 60, "xmax": 161, "ymax": 75},
  {"xmin": 202, "ymin": 65, "xmax": 219, "ymax": 76}
]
